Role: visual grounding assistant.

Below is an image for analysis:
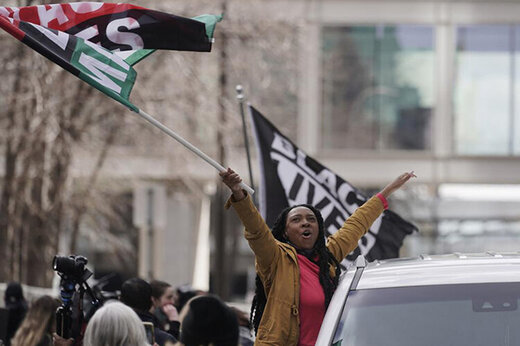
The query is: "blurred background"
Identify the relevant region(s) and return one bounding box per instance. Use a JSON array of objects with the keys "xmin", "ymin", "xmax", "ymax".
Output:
[{"xmin": 1, "ymin": 0, "xmax": 520, "ymax": 305}]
